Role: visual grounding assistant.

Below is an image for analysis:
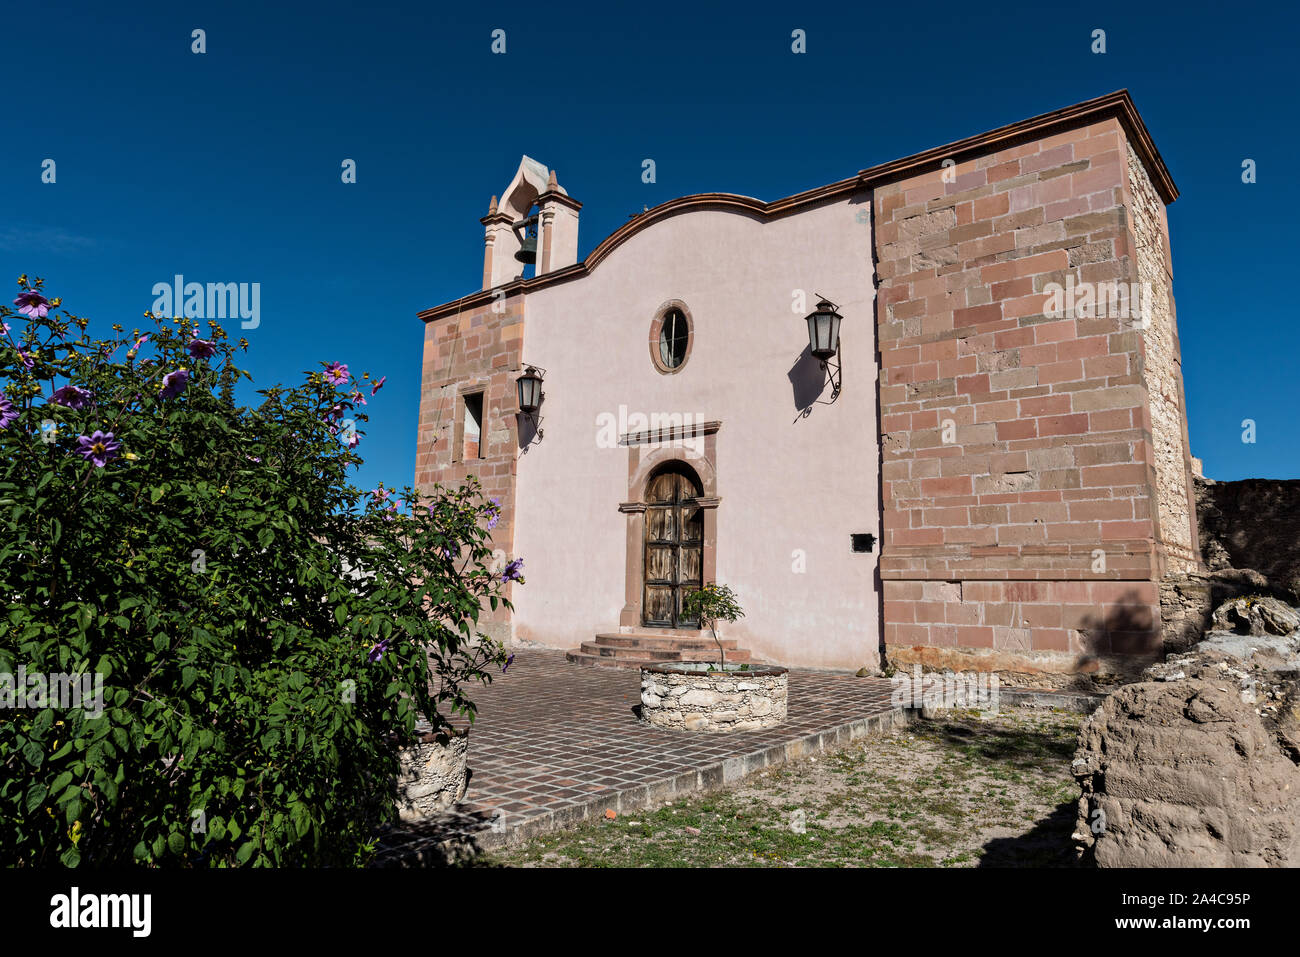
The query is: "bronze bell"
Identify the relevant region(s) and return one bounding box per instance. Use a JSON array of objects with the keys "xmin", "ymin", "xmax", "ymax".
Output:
[{"xmin": 514, "ymin": 236, "xmax": 537, "ymax": 265}]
